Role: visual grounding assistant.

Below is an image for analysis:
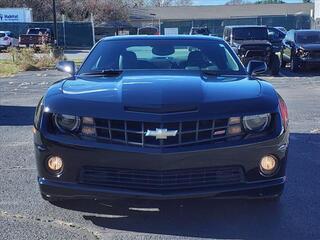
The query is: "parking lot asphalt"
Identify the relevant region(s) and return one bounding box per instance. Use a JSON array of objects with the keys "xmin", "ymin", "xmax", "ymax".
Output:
[{"xmin": 0, "ymin": 68, "xmax": 320, "ymax": 240}]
